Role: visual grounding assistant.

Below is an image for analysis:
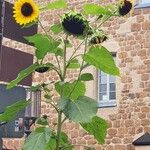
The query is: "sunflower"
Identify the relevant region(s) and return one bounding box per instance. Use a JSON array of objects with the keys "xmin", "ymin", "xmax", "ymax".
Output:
[
  {"xmin": 13, "ymin": 0, "xmax": 39, "ymax": 25},
  {"xmin": 90, "ymin": 31, "xmax": 108, "ymax": 45},
  {"xmin": 62, "ymin": 11, "xmax": 89, "ymax": 36},
  {"xmin": 35, "ymin": 66, "xmax": 50, "ymax": 73},
  {"xmin": 118, "ymin": 0, "xmax": 134, "ymax": 16}
]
